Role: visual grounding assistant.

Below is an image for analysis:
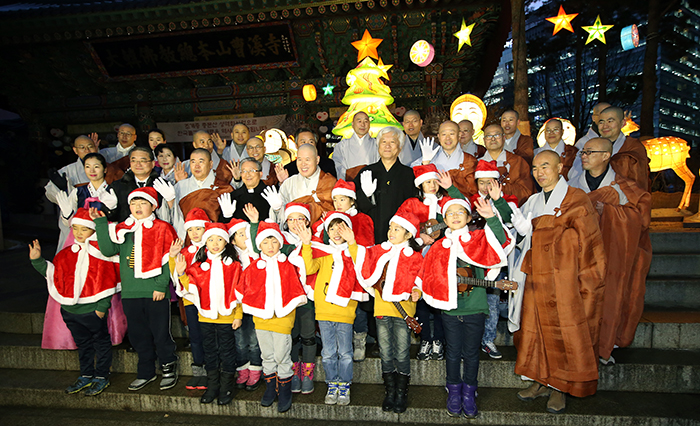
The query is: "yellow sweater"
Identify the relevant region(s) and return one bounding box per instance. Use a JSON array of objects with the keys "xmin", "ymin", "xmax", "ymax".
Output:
[
  {"xmin": 373, "ymin": 289, "xmax": 418, "ymax": 318},
  {"xmin": 177, "ymin": 269, "xmax": 243, "ymax": 324},
  {"xmin": 302, "ymin": 243, "xmax": 358, "ymax": 325},
  {"xmin": 254, "ymin": 311, "xmax": 296, "ymax": 334}
]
